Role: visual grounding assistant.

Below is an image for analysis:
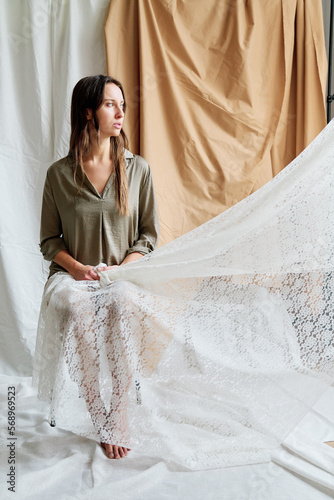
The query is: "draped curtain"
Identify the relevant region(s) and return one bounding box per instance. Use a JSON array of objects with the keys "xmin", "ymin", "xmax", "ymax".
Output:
[
  {"xmin": 0, "ymin": 0, "xmax": 110, "ymax": 375},
  {"xmin": 105, "ymin": 0, "xmax": 327, "ymax": 245}
]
